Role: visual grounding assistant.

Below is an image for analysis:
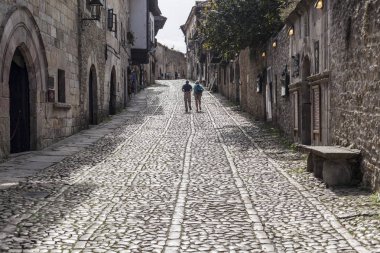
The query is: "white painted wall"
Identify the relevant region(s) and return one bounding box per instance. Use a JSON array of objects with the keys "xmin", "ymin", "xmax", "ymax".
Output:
[{"xmin": 130, "ymin": 0, "xmax": 147, "ymax": 49}]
